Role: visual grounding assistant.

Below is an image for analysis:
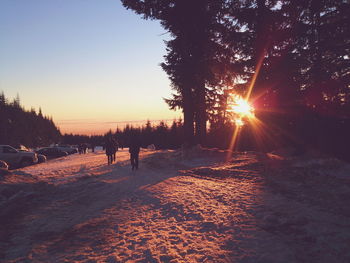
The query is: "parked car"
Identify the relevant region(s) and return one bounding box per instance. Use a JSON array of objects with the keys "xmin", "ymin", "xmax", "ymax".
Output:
[
  {"xmin": 0, "ymin": 145, "xmax": 38, "ymax": 168},
  {"xmin": 52, "ymin": 144, "xmax": 78, "ymax": 154},
  {"xmin": 15, "ymin": 144, "xmax": 30, "ymax": 152},
  {"xmin": 36, "ymin": 147, "xmax": 68, "ymax": 159},
  {"xmin": 15, "ymin": 145, "xmax": 46, "ymax": 163}
]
